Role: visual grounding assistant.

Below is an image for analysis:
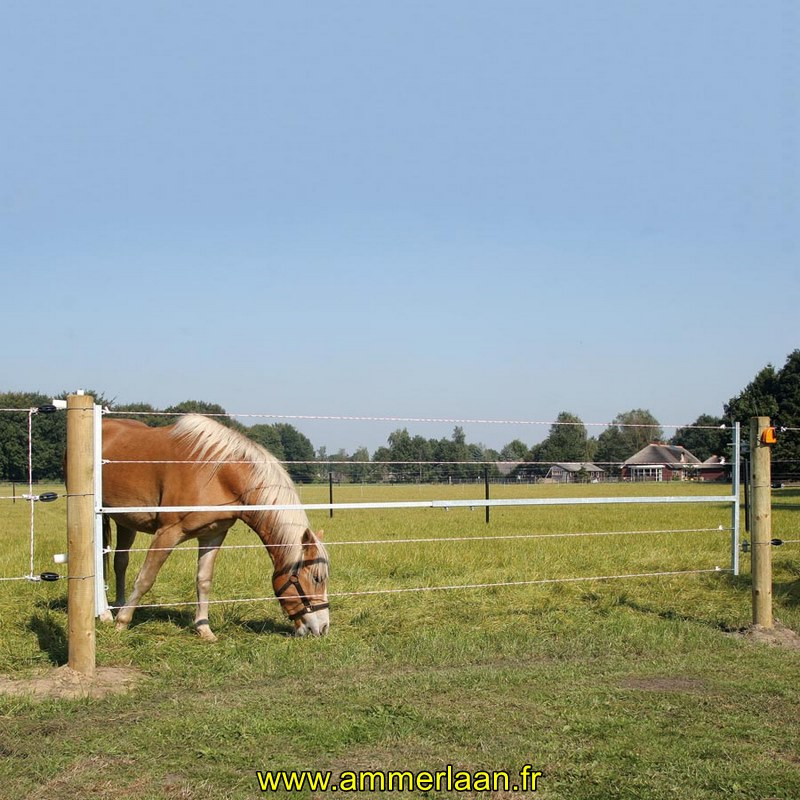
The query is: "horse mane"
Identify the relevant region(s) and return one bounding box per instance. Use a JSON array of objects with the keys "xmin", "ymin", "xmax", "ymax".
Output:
[{"xmin": 170, "ymin": 415, "xmax": 328, "ymax": 575}]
